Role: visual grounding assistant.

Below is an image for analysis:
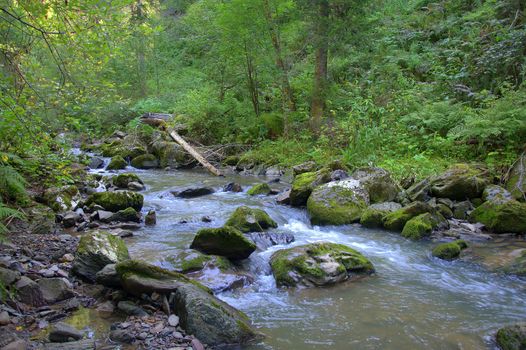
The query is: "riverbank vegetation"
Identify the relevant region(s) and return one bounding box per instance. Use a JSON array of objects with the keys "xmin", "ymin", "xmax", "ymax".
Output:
[{"xmin": 1, "ymin": 0, "xmax": 525, "ymax": 208}]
